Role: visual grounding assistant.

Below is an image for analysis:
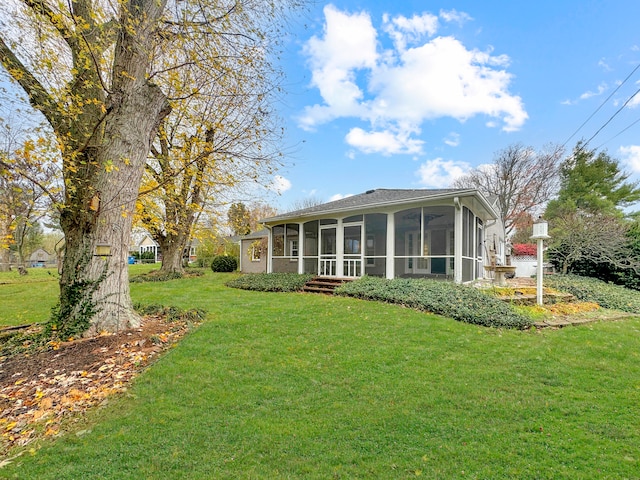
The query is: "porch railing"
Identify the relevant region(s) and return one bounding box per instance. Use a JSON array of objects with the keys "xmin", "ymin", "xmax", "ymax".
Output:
[
  {"xmin": 319, "ymin": 257, "xmax": 336, "ymax": 276},
  {"xmin": 343, "ymin": 258, "xmax": 362, "ymax": 277}
]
